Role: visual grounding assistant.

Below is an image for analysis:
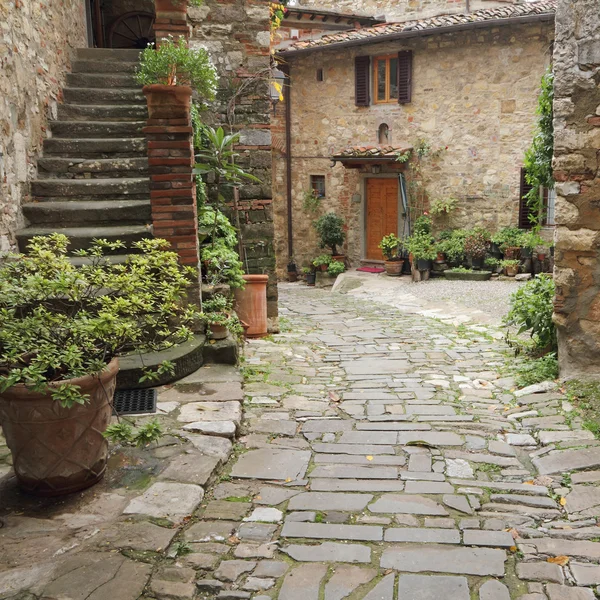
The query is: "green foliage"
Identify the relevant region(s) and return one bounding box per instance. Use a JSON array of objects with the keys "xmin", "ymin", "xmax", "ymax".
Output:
[
  {"xmin": 201, "ymin": 241, "xmax": 245, "ymax": 288},
  {"xmin": 203, "ymin": 293, "xmax": 231, "ymax": 314},
  {"xmin": 201, "ymin": 293, "xmax": 243, "ymax": 340},
  {"xmin": 446, "ymin": 267, "xmax": 474, "ymax": 273},
  {"xmin": 314, "ymin": 213, "xmax": 345, "ymax": 255},
  {"xmin": 436, "ymin": 229, "xmax": 468, "ymax": 263},
  {"xmin": 524, "ymin": 67, "xmax": 554, "ymax": 230},
  {"xmin": 198, "ymin": 205, "xmax": 238, "ymax": 248},
  {"xmin": 170, "ymin": 541, "xmax": 193, "ymax": 557},
  {"xmin": 485, "ymin": 257, "xmax": 501, "ymax": 268},
  {"xmin": 327, "ymin": 260, "xmax": 345, "ymax": 277},
  {"xmin": 0, "ymin": 235, "xmax": 200, "ymax": 407},
  {"xmin": 378, "ymin": 233, "xmax": 403, "ymax": 260},
  {"xmin": 520, "ymin": 230, "xmax": 546, "ymax": 251},
  {"xmin": 430, "ymin": 197, "xmax": 458, "ymax": 215},
  {"xmin": 135, "ymin": 36, "xmax": 217, "ymax": 98},
  {"xmin": 565, "ymin": 381, "xmax": 600, "ymax": 439},
  {"xmin": 414, "ymin": 214, "xmax": 432, "ymax": 236},
  {"xmin": 312, "ymin": 254, "xmax": 331, "ymax": 267},
  {"xmin": 505, "ymin": 274, "xmax": 557, "ymax": 352},
  {"xmin": 103, "ymin": 419, "xmax": 164, "ymax": 447},
  {"xmin": 500, "ymin": 259, "xmax": 520, "ymax": 268},
  {"xmin": 463, "ymin": 229, "xmax": 488, "ymax": 259},
  {"xmin": 492, "ymin": 226, "xmax": 524, "ymax": 251},
  {"xmin": 514, "ymin": 353, "xmax": 559, "ymax": 387},
  {"xmin": 406, "ymin": 233, "xmax": 437, "ymax": 261},
  {"xmin": 302, "ymin": 189, "xmax": 321, "ymax": 213}
]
